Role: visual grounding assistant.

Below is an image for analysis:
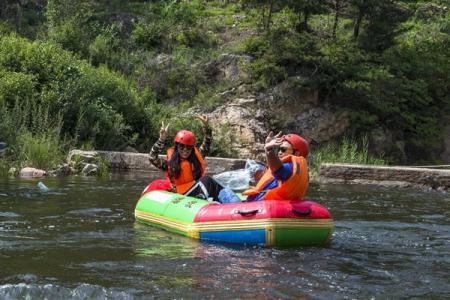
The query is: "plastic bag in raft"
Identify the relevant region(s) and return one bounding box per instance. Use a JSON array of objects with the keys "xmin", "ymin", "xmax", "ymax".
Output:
[{"xmin": 213, "ymin": 159, "xmax": 266, "ymax": 191}]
